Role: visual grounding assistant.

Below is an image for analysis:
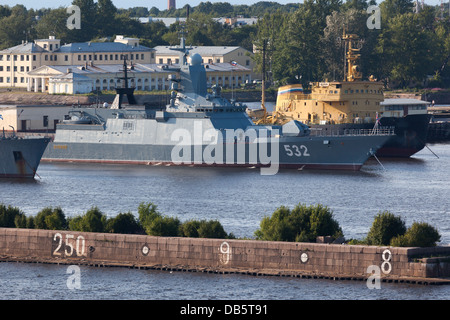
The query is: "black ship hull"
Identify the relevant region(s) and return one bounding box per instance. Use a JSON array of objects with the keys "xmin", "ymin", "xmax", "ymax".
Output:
[{"xmin": 308, "ymin": 113, "xmax": 431, "ymax": 158}]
